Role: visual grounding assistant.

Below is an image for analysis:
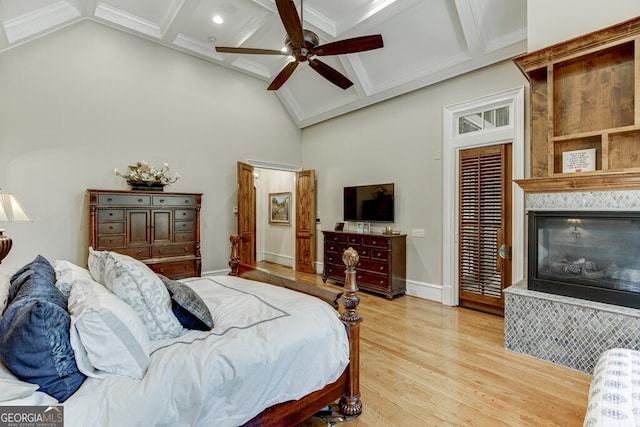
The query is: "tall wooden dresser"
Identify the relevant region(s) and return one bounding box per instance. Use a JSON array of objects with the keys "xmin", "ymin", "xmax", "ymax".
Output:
[
  {"xmin": 322, "ymin": 230, "xmax": 406, "ymax": 298},
  {"xmin": 88, "ymin": 189, "xmax": 202, "ymax": 279}
]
